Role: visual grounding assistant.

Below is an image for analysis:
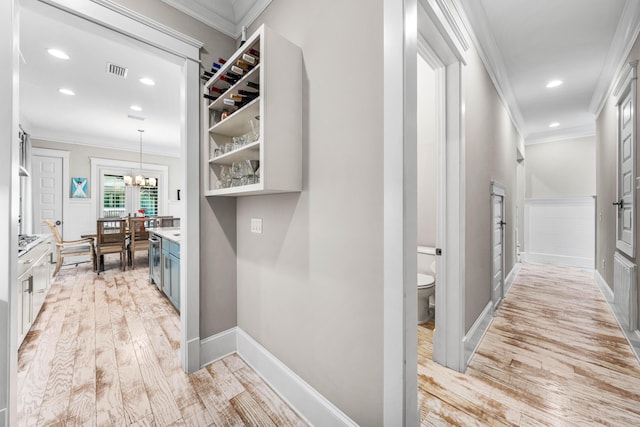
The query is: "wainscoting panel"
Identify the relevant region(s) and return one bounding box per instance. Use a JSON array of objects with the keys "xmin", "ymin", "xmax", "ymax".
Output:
[
  {"xmin": 613, "ymin": 252, "xmax": 638, "ymax": 331},
  {"xmin": 523, "ymin": 198, "xmax": 595, "ymax": 268}
]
